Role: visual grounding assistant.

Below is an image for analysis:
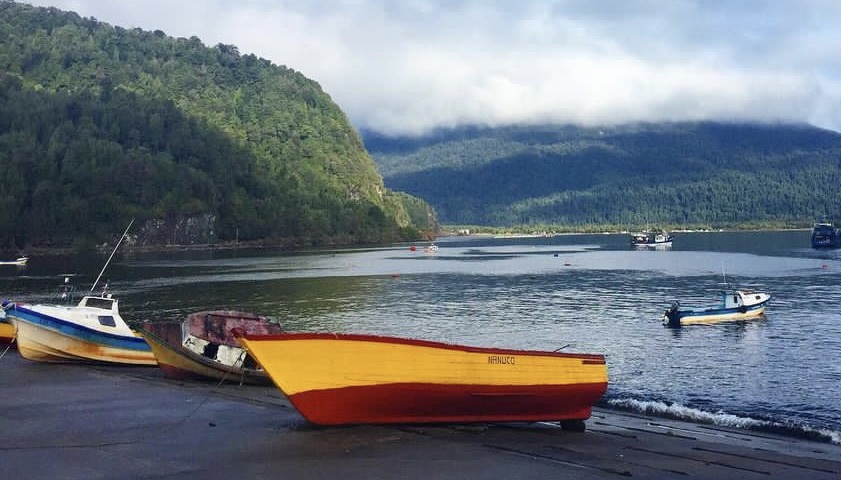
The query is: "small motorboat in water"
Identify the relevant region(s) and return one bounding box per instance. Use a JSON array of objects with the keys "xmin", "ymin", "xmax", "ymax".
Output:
[
  {"xmin": 663, "ymin": 288, "xmax": 771, "ymax": 327},
  {"xmin": 811, "ymin": 221, "xmax": 841, "ymax": 249},
  {"xmin": 630, "ymin": 230, "xmax": 674, "ymax": 248},
  {"xmin": 0, "ymin": 256, "xmax": 28, "ymax": 266}
]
